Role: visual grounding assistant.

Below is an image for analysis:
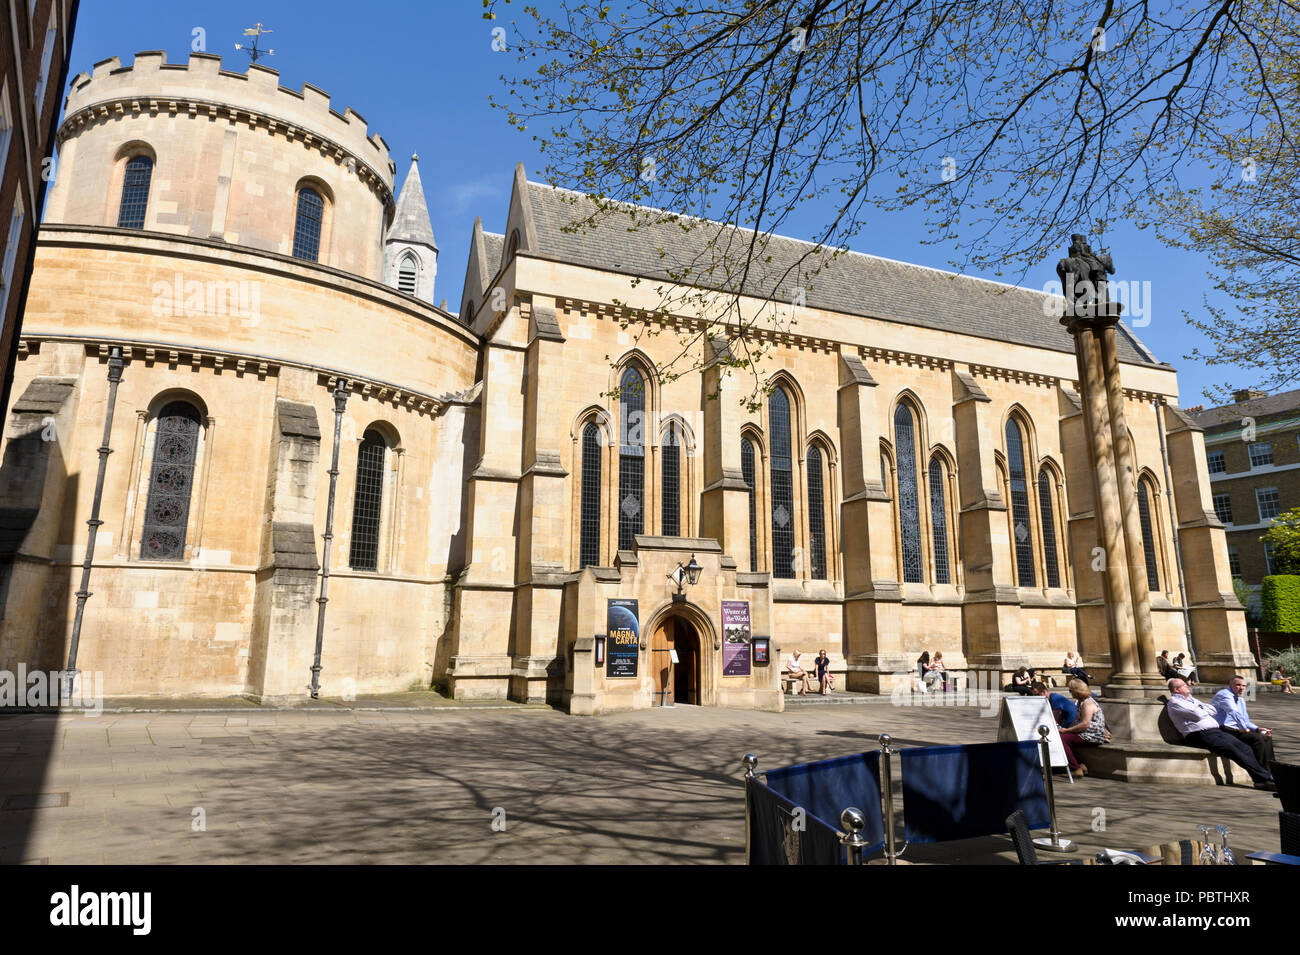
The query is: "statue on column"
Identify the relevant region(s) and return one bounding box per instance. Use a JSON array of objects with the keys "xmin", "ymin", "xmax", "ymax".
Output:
[{"xmin": 1056, "ymin": 234, "xmax": 1115, "ymax": 313}]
